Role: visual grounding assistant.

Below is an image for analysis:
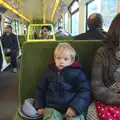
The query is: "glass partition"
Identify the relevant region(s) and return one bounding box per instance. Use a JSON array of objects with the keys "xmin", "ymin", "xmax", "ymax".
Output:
[{"xmin": 27, "ymin": 24, "xmax": 55, "ymax": 41}]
